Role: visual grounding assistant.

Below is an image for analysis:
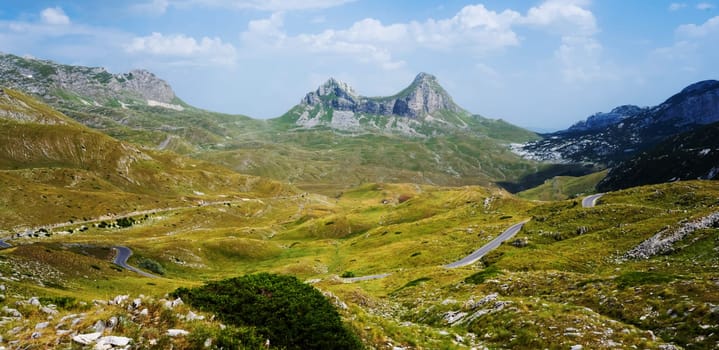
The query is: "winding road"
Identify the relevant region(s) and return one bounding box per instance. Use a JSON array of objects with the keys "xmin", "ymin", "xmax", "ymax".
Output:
[
  {"xmin": 112, "ymin": 246, "xmax": 159, "ymax": 278},
  {"xmin": 582, "ymin": 193, "xmax": 605, "ymax": 208},
  {"xmin": 341, "ymin": 273, "xmax": 391, "ymax": 283},
  {"xmin": 444, "ymin": 220, "xmax": 529, "ymax": 268}
]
